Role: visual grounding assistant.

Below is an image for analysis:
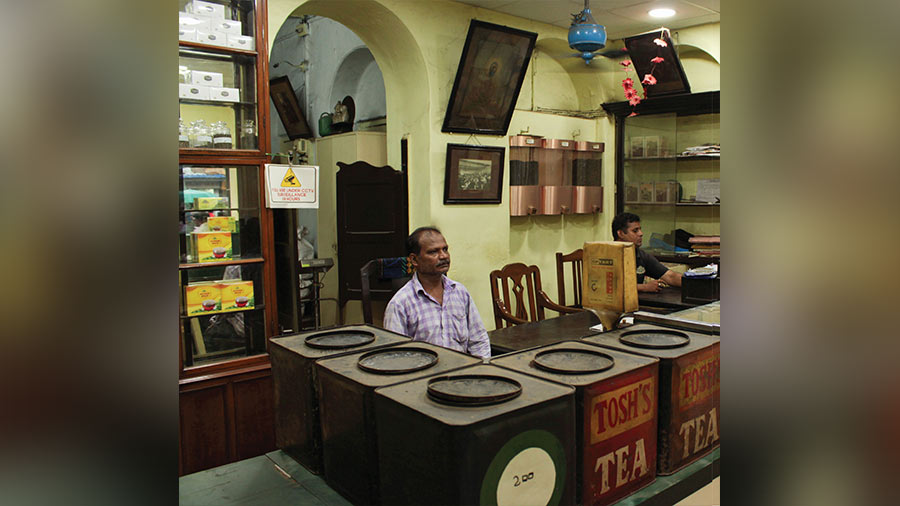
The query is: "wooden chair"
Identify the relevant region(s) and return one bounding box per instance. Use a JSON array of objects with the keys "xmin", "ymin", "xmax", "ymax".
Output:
[
  {"xmin": 555, "ymin": 248, "xmax": 584, "ymax": 308},
  {"xmin": 360, "ymin": 257, "xmax": 414, "ymax": 324},
  {"xmin": 489, "ymin": 262, "xmax": 582, "ymax": 329}
]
